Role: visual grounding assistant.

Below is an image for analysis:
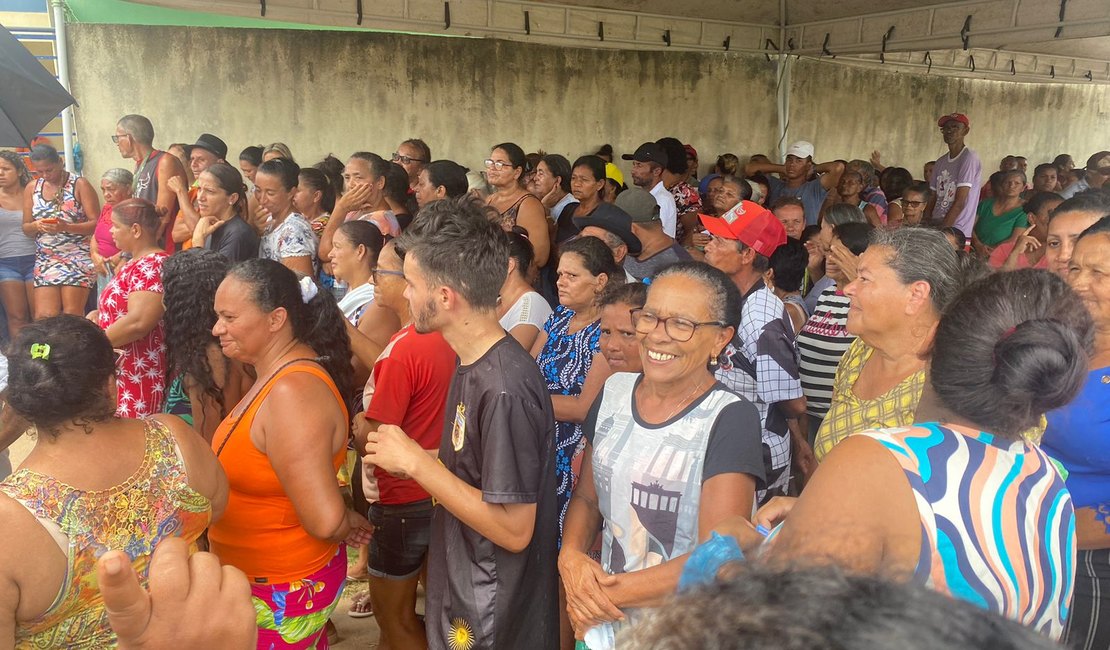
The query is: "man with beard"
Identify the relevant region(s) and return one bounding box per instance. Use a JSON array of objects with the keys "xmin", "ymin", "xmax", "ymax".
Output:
[{"xmin": 364, "ymin": 198, "xmax": 559, "ymax": 650}]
